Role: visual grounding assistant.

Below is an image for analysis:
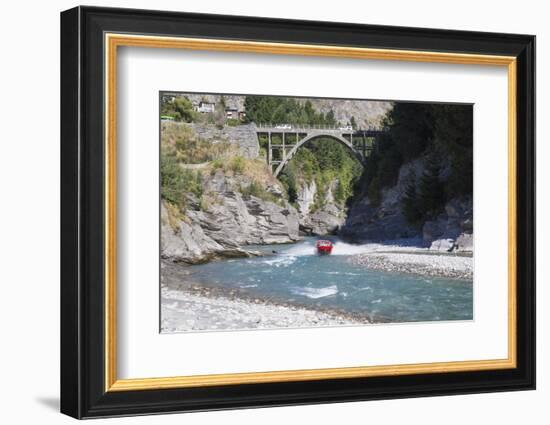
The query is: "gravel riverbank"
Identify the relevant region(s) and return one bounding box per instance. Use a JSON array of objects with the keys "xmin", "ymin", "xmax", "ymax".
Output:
[
  {"xmin": 161, "ymin": 260, "xmax": 370, "ymax": 333},
  {"xmin": 348, "ymin": 250, "xmax": 473, "ymax": 280},
  {"xmin": 161, "ymin": 285, "xmax": 368, "ymax": 333}
]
